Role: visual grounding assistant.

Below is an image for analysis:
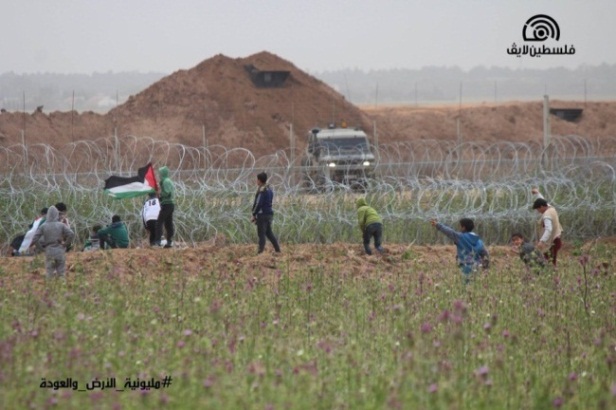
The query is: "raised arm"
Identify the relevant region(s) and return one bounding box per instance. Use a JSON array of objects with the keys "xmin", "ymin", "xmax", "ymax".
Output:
[{"xmin": 431, "ymin": 220, "xmax": 461, "ymax": 244}]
